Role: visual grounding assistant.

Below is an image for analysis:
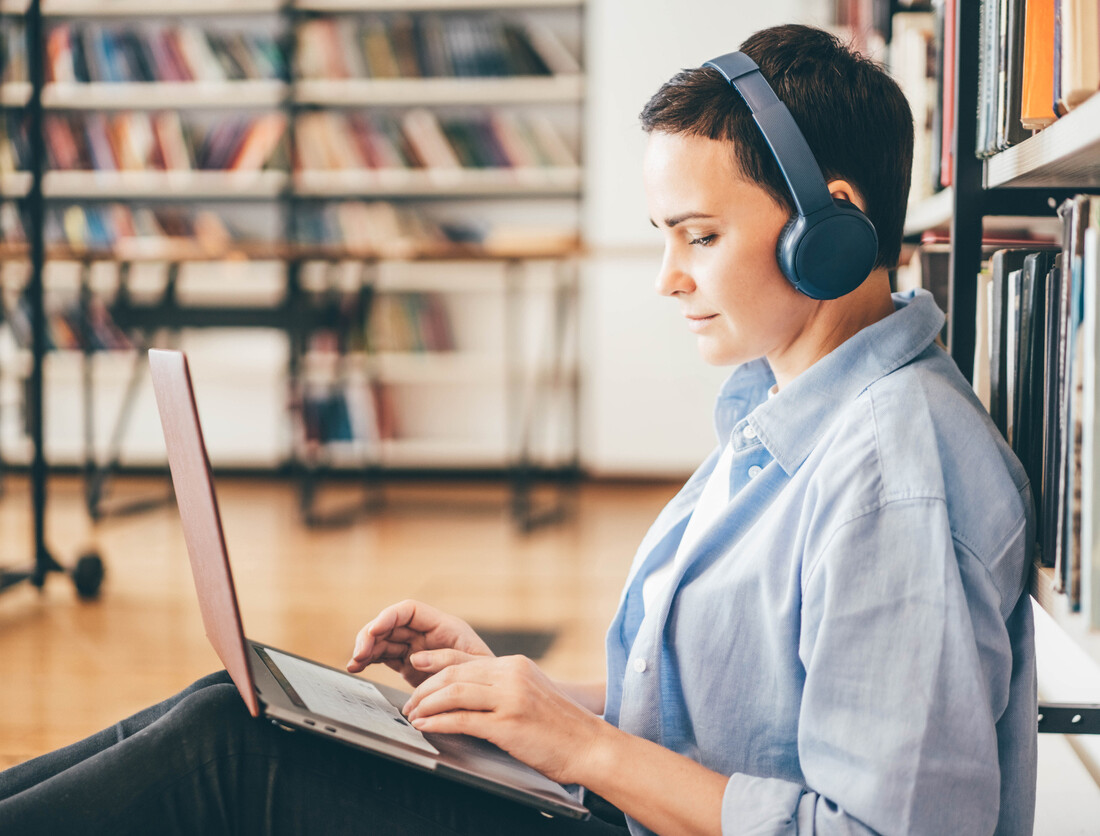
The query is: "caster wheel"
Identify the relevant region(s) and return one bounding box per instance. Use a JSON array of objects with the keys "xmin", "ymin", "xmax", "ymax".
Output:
[{"xmin": 73, "ymin": 552, "xmax": 105, "ymax": 601}]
